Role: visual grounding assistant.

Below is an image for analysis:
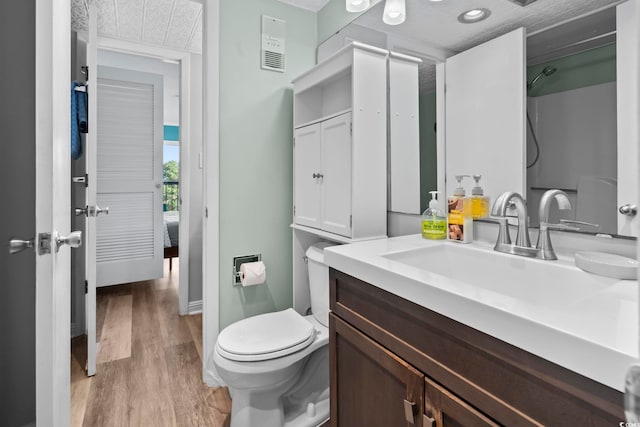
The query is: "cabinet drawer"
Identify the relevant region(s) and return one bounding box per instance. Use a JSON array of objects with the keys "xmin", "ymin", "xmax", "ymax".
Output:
[{"xmin": 330, "ymin": 268, "xmax": 623, "ymax": 426}]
